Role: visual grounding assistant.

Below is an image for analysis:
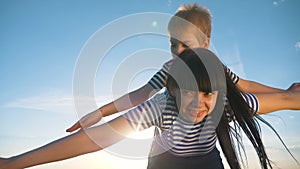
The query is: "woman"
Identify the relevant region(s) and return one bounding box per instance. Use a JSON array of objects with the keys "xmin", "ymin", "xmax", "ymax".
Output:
[{"xmin": 1, "ymin": 48, "xmax": 299, "ymax": 169}]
